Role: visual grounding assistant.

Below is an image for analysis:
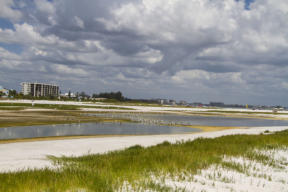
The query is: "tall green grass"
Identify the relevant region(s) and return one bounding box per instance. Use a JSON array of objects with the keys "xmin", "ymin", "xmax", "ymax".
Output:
[
  {"xmin": 1, "ymin": 130, "xmax": 288, "ymax": 191},
  {"xmin": 0, "ymin": 102, "xmax": 135, "ymax": 111},
  {"xmin": 207, "ymin": 110, "xmax": 288, "ymax": 115},
  {"xmin": 0, "ymin": 103, "xmax": 79, "ymax": 110}
]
